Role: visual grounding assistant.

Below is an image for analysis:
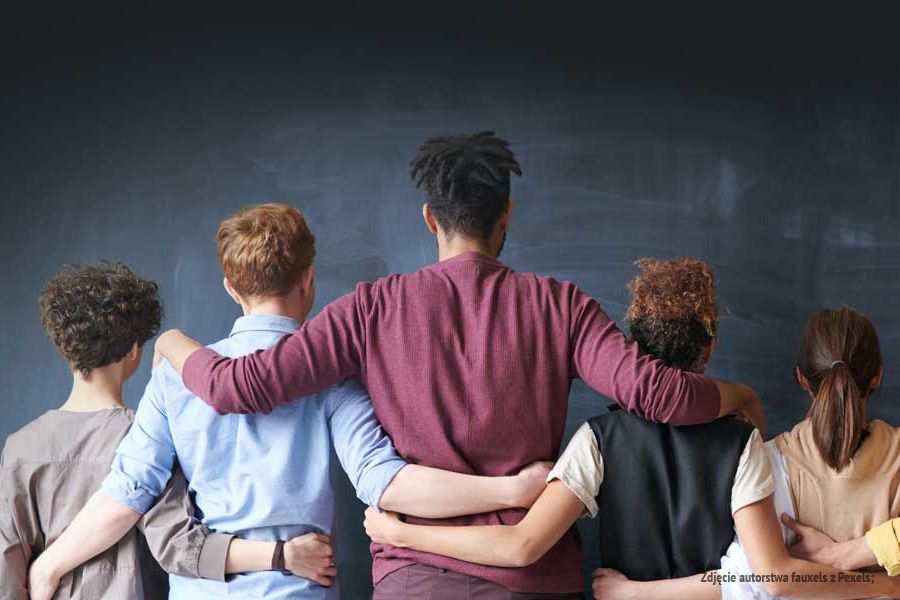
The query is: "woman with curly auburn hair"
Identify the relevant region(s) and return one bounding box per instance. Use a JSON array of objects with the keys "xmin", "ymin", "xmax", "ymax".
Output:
[
  {"xmin": 0, "ymin": 263, "xmax": 245, "ymax": 599},
  {"xmin": 364, "ymin": 259, "xmax": 900, "ymax": 599}
]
